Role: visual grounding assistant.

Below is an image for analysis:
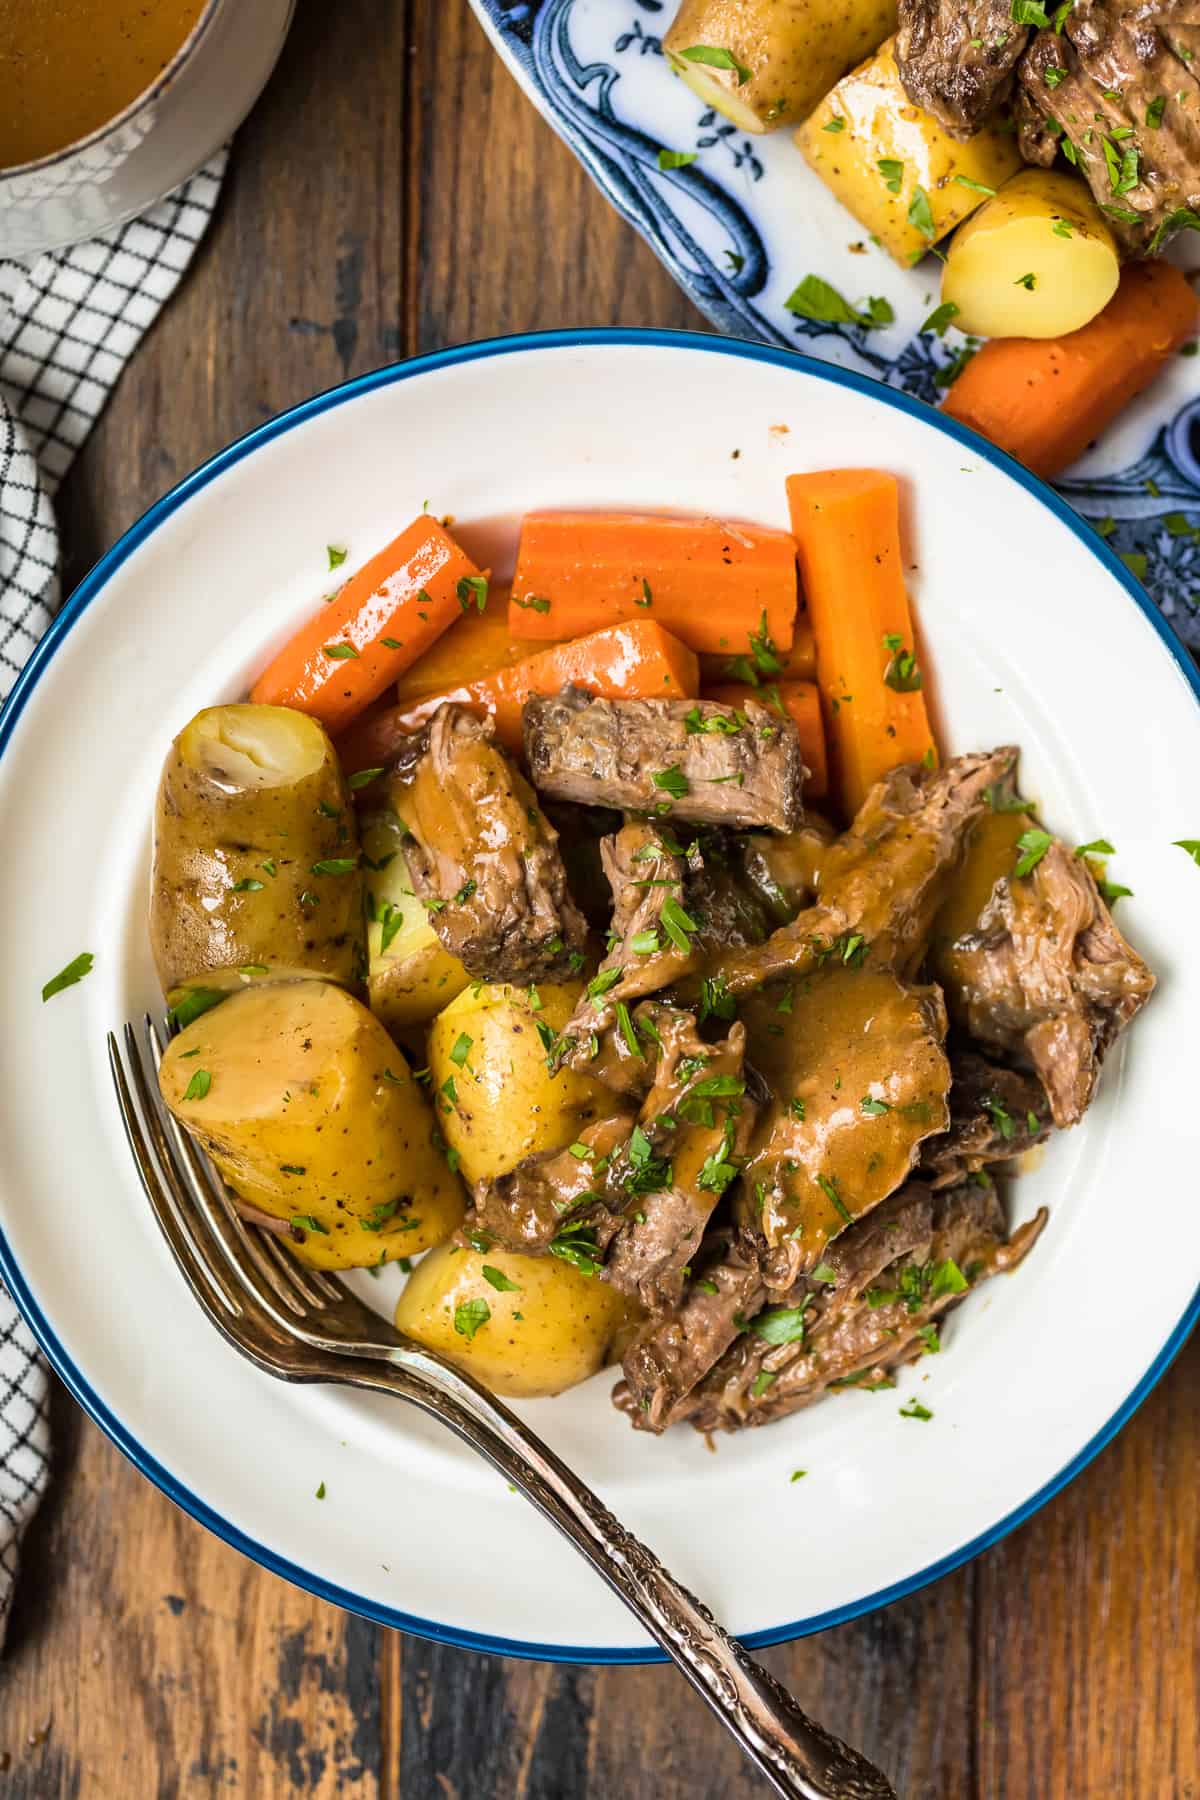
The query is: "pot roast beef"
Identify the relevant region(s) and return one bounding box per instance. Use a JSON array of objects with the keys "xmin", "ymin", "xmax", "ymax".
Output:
[
  {"xmin": 523, "ymin": 688, "xmax": 806, "ymax": 832},
  {"xmin": 897, "ymin": 0, "xmax": 1030, "ymax": 135},
  {"xmin": 920, "ymin": 1048, "xmax": 1051, "ymax": 1187}
]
